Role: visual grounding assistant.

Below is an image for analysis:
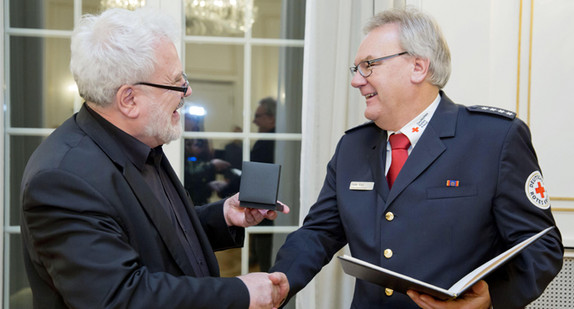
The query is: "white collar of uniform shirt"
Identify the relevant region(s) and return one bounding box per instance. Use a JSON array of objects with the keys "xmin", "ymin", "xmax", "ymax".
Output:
[{"xmin": 385, "ymin": 93, "xmax": 441, "ymax": 174}]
